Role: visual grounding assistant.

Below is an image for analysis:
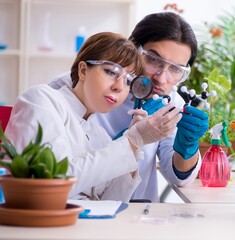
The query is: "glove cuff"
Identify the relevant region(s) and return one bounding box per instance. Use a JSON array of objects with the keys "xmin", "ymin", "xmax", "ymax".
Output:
[
  {"xmin": 124, "ymin": 125, "xmax": 144, "ymax": 151},
  {"xmin": 173, "ymin": 134, "xmax": 199, "ymax": 160}
]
